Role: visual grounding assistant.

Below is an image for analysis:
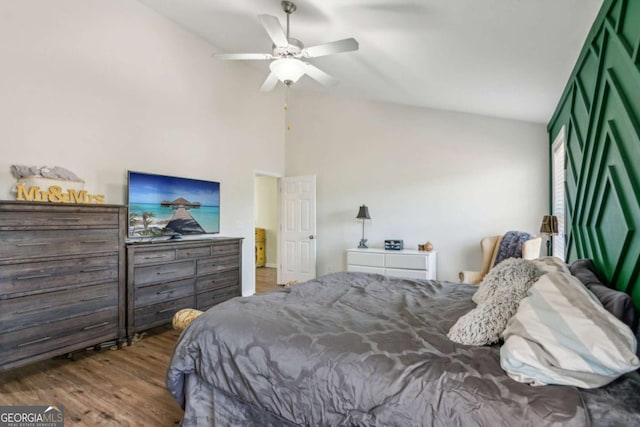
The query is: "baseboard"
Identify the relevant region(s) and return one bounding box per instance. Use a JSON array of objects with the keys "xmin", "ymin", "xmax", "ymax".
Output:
[{"xmin": 265, "ymin": 263, "xmax": 277, "ymax": 269}]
